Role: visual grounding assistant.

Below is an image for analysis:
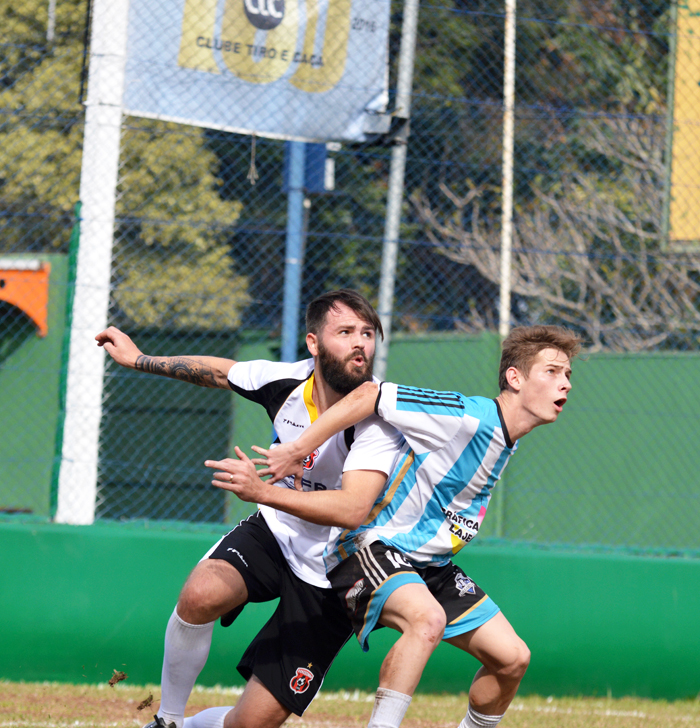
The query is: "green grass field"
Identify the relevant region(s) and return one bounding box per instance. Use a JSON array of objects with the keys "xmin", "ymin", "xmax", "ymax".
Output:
[{"xmin": 1, "ymin": 681, "xmax": 699, "ymax": 728}]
